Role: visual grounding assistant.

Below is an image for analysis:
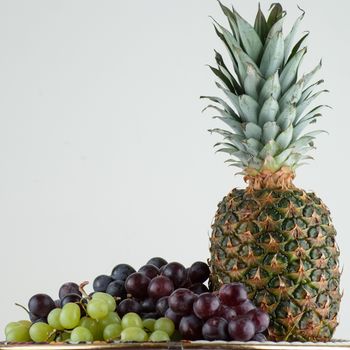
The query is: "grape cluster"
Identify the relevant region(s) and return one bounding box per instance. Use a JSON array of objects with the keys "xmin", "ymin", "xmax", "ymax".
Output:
[{"xmin": 167, "ymin": 283, "xmax": 269, "ymax": 341}]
